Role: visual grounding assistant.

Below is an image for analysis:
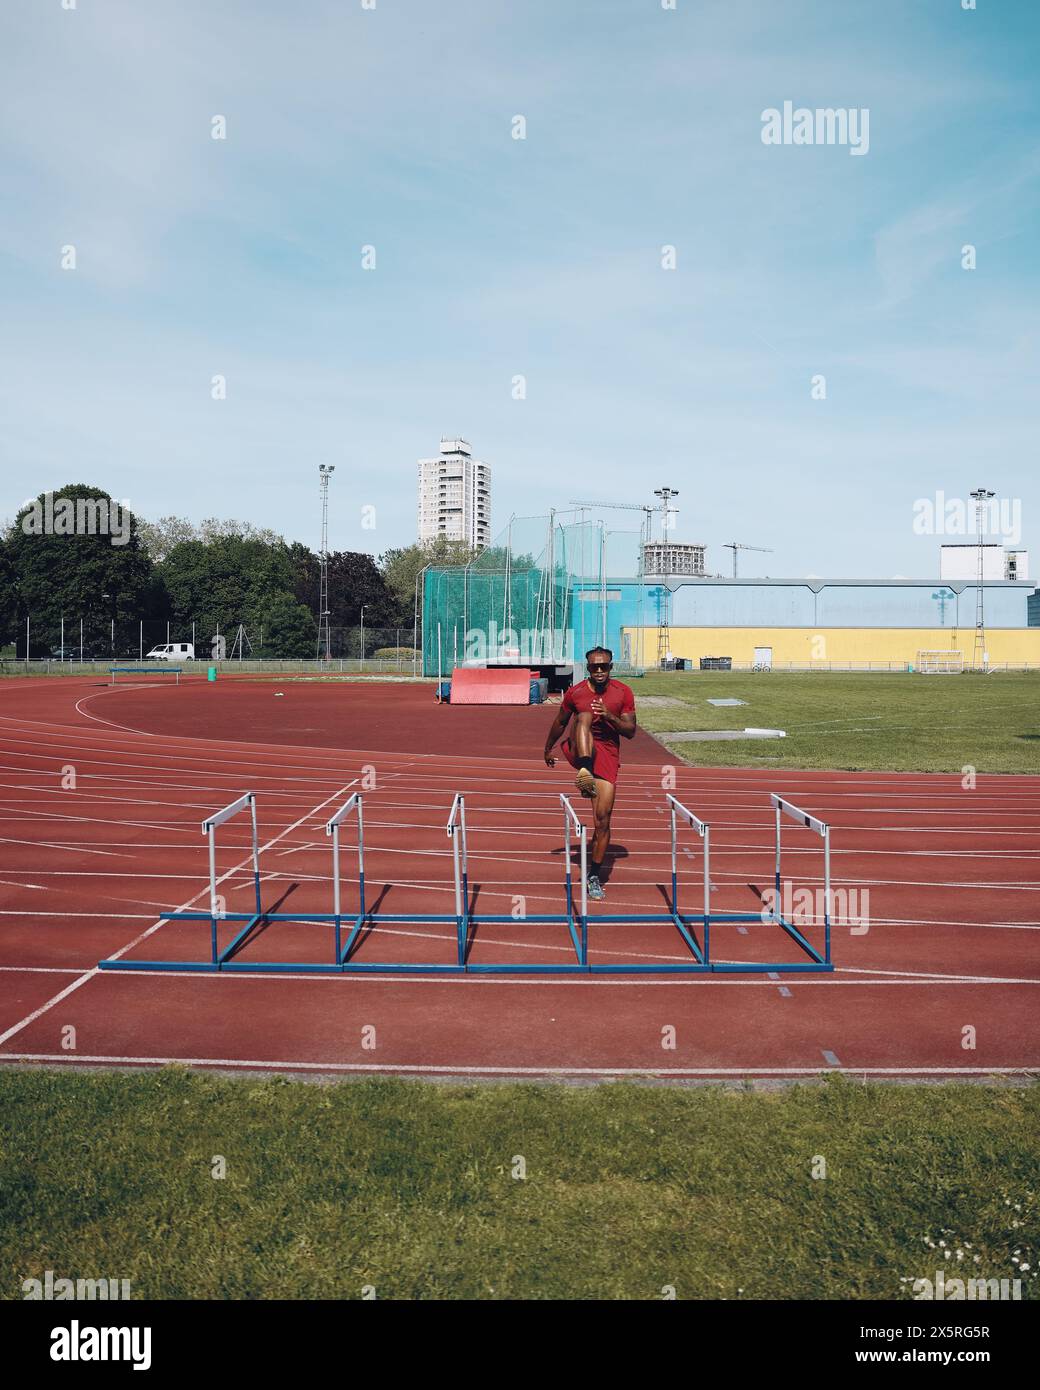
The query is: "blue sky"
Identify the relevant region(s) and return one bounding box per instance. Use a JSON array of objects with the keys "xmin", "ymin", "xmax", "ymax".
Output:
[{"xmin": 1, "ymin": 0, "xmax": 1037, "ymax": 578}]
